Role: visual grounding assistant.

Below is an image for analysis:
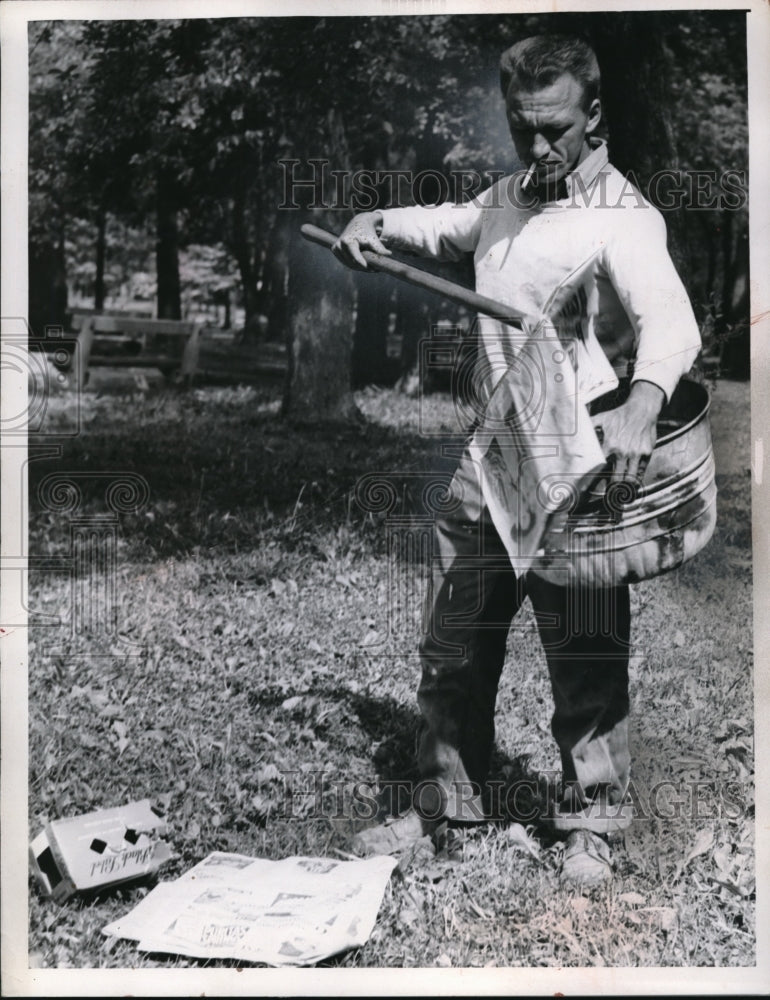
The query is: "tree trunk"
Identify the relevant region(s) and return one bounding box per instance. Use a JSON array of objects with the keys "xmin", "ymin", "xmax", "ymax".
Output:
[
  {"xmin": 718, "ymin": 210, "xmax": 735, "ymax": 337},
  {"xmin": 352, "ymin": 274, "xmax": 392, "ymax": 387},
  {"xmin": 94, "ymin": 203, "xmax": 107, "ymax": 312},
  {"xmin": 29, "ymin": 235, "xmax": 68, "ymax": 338},
  {"xmin": 262, "ymin": 211, "xmax": 292, "ymax": 343},
  {"xmin": 395, "ymin": 115, "xmax": 440, "ymax": 392},
  {"xmin": 395, "ymin": 284, "xmax": 431, "ymax": 396},
  {"xmin": 704, "ymin": 216, "xmax": 718, "ymax": 315},
  {"xmin": 589, "ymin": 15, "xmax": 690, "ymax": 285},
  {"xmin": 282, "ymin": 108, "xmax": 359, "ymax": 422},
  {"xmin": 282, "ymin": 216, "xmax": 358, "ymax": 422},
  {"xmin": 156, "ymin": 170, "xmax": 181, "ymax": 320},
  {"xmin": 349, "ymin": 138, "xmax": 394, "ymax": 386},
  {"xmin": 720, "ymin": 219, "xmax": 749, "ymax": 378},
  {"xmin": 230, "ymin": 190, "xmax": 261, "ymax": 342}
]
